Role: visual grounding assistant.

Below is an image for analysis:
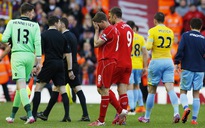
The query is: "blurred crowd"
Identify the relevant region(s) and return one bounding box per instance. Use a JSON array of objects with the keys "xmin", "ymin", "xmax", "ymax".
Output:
[{"xmin": 1, "ymin": 0, "xmax": 205, "ymax": 85}]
